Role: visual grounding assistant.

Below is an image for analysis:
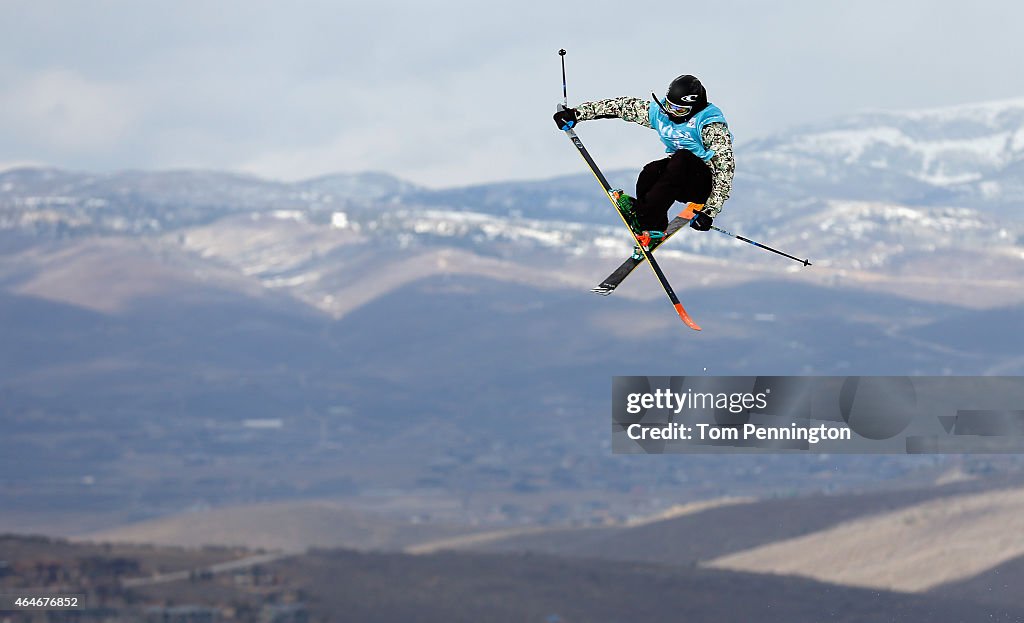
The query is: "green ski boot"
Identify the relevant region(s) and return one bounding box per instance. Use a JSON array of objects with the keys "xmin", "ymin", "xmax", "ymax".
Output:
[
  {"xmin": 610, "ymin": 190, "xmax": 664, "ymax": 258},
  {"xmin": 610, "ymin": 189, "xmax": 642, "ymax": 235}
]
